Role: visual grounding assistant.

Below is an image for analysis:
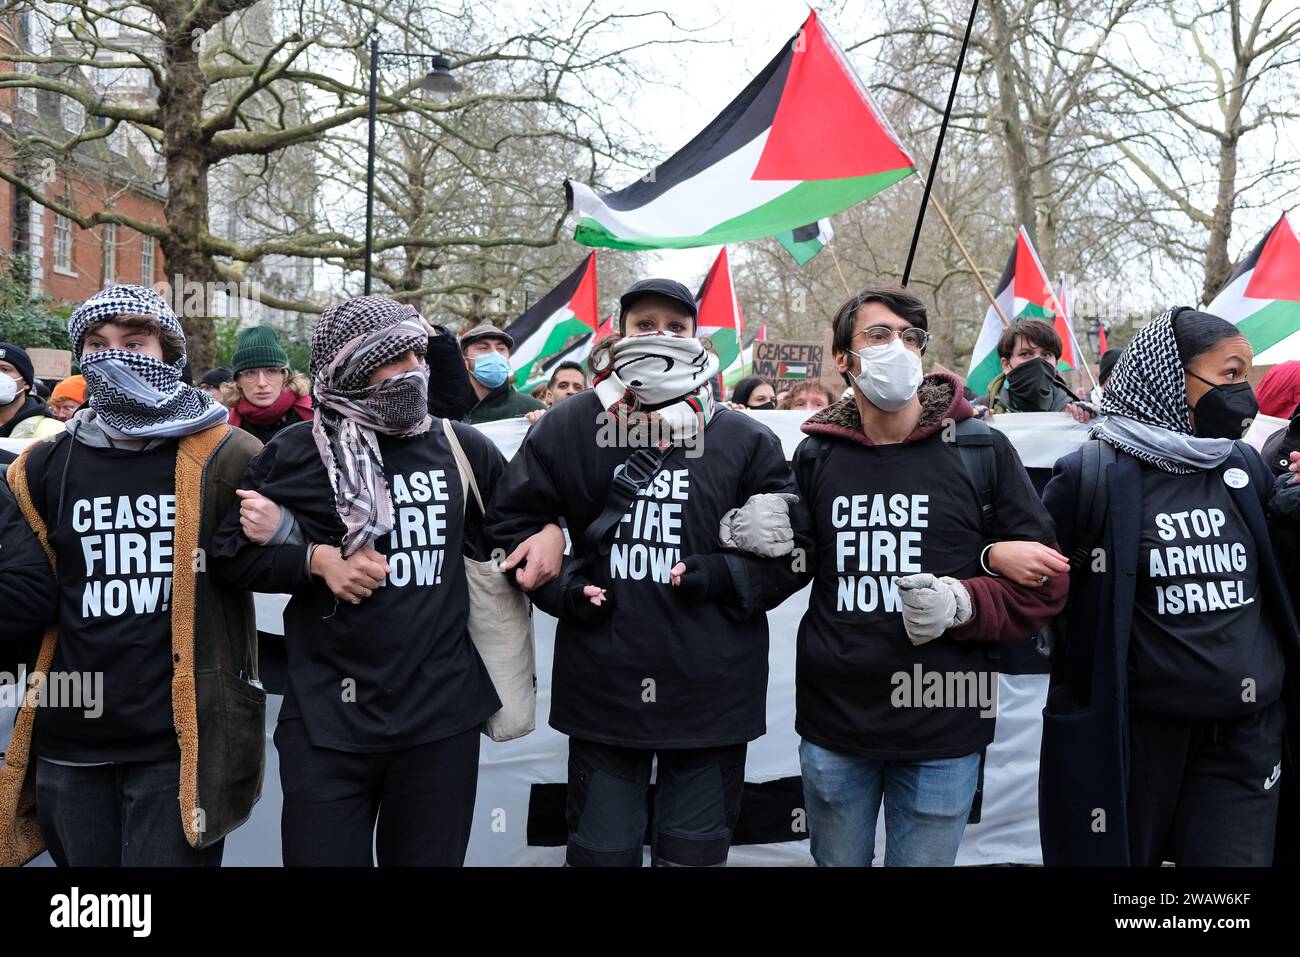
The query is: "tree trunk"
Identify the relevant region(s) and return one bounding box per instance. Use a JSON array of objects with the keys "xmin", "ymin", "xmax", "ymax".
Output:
[
  {"xmin": 1202, "ymin": 132, "xmax": 1238, "ymax": 306},
  {"xmin": 158, "ymin": 21, "xmax": 218, "ymax": 372},
  {"xmin": 988, "ymin": 0, "xmax": 1037, "ymax": 245}
]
